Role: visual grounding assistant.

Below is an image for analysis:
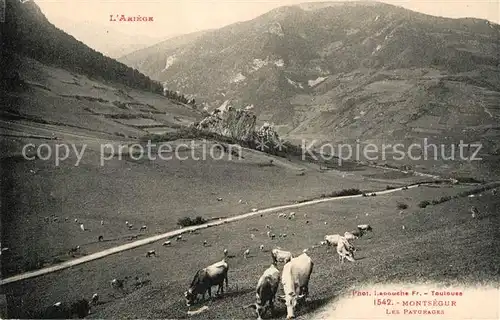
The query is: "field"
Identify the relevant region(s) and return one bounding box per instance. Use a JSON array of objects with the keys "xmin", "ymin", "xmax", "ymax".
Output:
[
  {"xmin": 1, "ymin": 56, "xmax": 499, "ymax": 319},
  {"xmin": 1, "ymin": 177, "xmax": 498, "ymax": 319}
]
